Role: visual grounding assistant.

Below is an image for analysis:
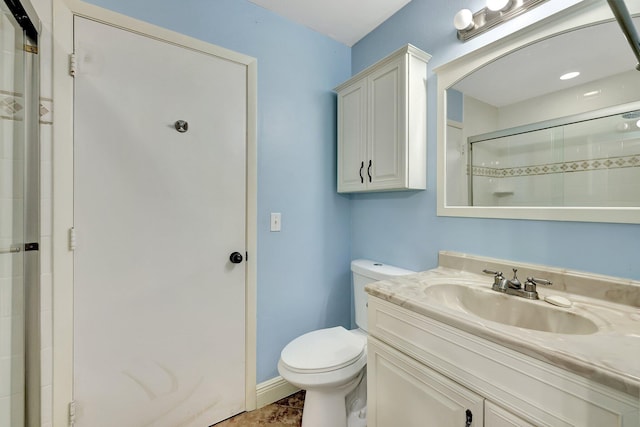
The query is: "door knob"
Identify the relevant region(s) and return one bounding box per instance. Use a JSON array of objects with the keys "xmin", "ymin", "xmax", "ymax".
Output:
[{"xmin": 229, "ymin": 252, "xmax": 244, "ymax": 264}]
